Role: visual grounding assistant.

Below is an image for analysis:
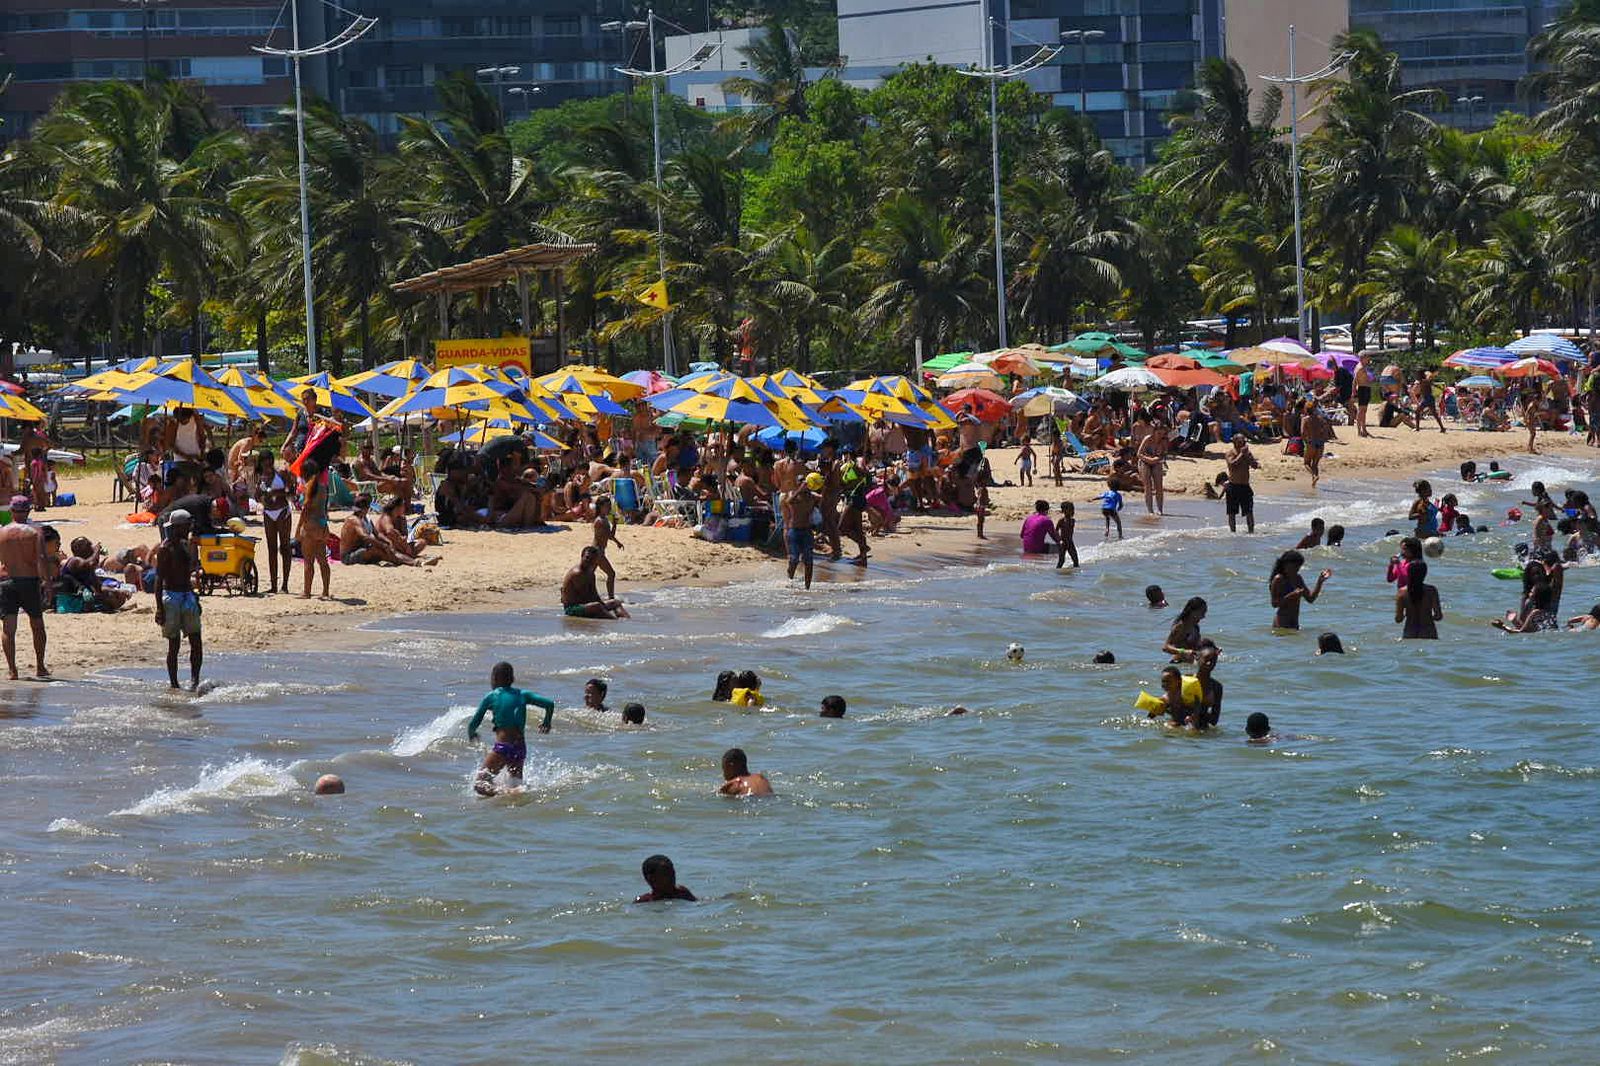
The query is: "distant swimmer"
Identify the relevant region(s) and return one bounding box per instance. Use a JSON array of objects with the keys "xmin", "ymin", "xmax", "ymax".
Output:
[
  {"xmin": 1092, "ymin": 650, "xmax": 1116, "ymax": 664},
  {"xmin": 313, "ymin": 774, "xmax": 345, "ymax": 795},
  {"xmin": 730, "ymin": 671, "xmax": 764, "ymax": 707},
  {"xmin": 1395, "ymin": 560, "xmax": 1442, "ymax": 640},
  {"xmin": 1245, "ymin": 712, "xmax": 1274, "ymax": 744},
  {"xmin": 1152, "ymin": 666, "xmax": 1202, "ymax": 729},
  {"xmin": 621, "ymin": 702, "xmax": 647, "ymax": 724},
  {"xmin": 820, "ymin": 694, "xmax": 847, "ymax": 718},
  {"xmin": 1294, "ymin": 518, "xmax": 1326, "ymax": 550},
  {"xmin": 1316, "ymin": 632, "xmax": 1345, "ymax": 655},
  {"xmin": 1325, "ymin": 524, "xmax": 1345, "ymax": 548},
  {"xmin": 1144, "ymin": 585, "xmax": 1168, "ymax": 609},
  {"xmin": 1269, "ymin": 550, "xmax": 1330, "ymax": 631},
  {"xmin": 718, "ymin": 748, "xmax": 774, "ymax": 796},
  {"xmin": 634, "ymin": 854, "xmax": 697, "ymax": 903},
  {"xmin": 561, "ymin": 546, "xmax": 630, "ymax": 619},
  {"xmin": 584, "ymin": 677, "xmax": 610, "ymax": 713},
  {"xmin": 1194, "ymin": 642, "xmax": 1222, "ymax": 728},
  {"xmin": 467, "ymin": 662, "xmax": 556, "ymax": 796},
  {"xmin": 1163, "ymin": 596, "xmax": 1207, "ymax": 663}
]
